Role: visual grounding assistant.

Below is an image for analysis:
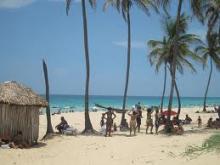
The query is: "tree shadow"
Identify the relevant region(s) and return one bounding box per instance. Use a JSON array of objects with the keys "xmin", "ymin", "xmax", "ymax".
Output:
[{"xmin": 31, "ymin": 142, "xmax": 47, "ymax": 149}]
